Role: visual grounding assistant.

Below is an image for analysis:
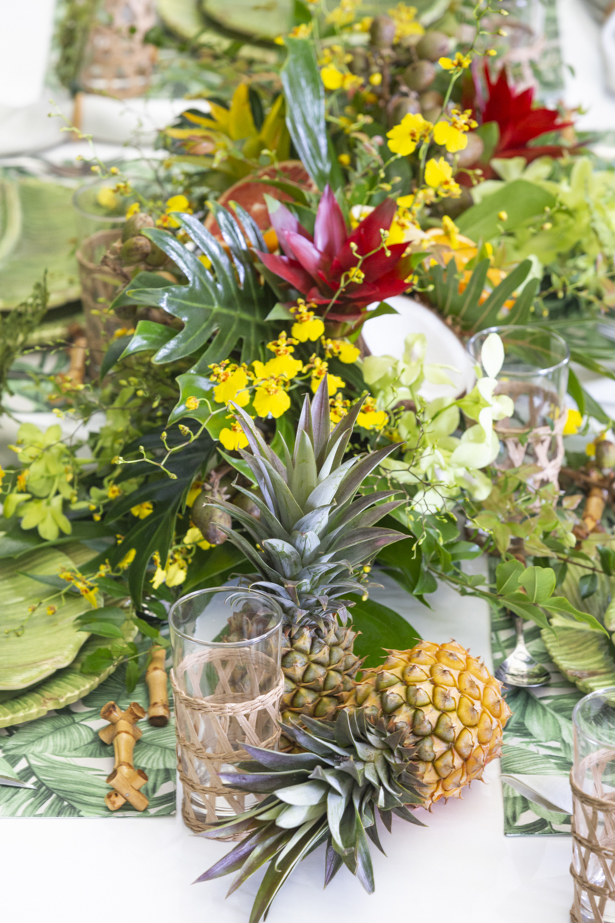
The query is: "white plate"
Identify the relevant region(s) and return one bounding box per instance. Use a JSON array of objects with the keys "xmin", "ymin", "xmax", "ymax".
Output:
[{"xmin": 362, "ymin": 295, "xmax": 475, "ymax": 401}]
